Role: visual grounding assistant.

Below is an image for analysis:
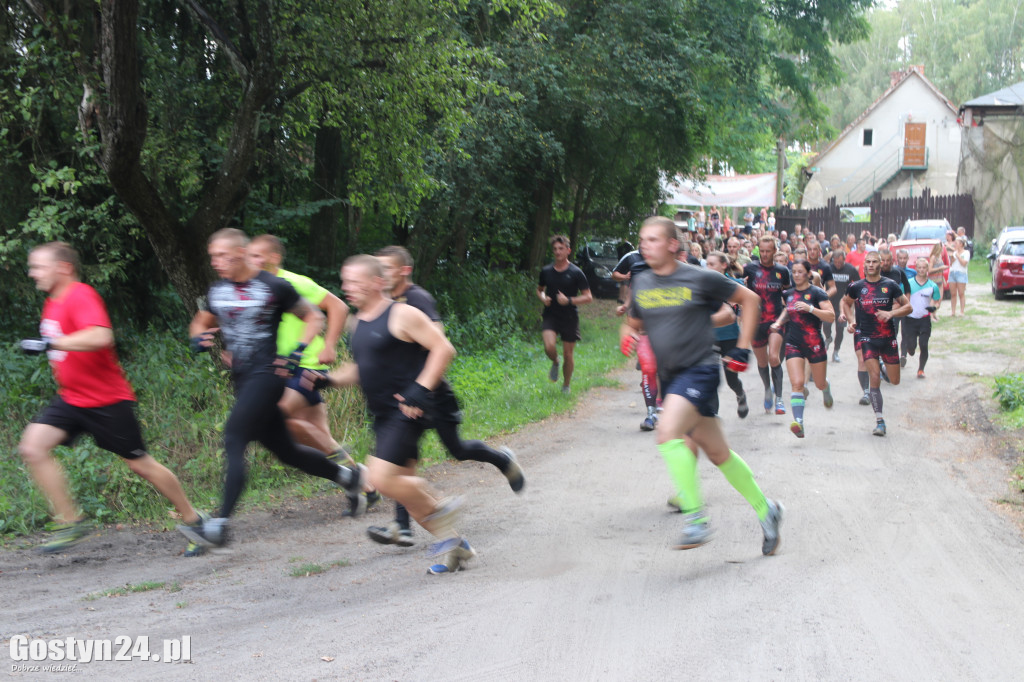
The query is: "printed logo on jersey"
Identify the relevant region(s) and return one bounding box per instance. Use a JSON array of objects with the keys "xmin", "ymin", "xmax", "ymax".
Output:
[{"xmin": 635, "ymin": 287, "xmax": 692, "ymax": 309}]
